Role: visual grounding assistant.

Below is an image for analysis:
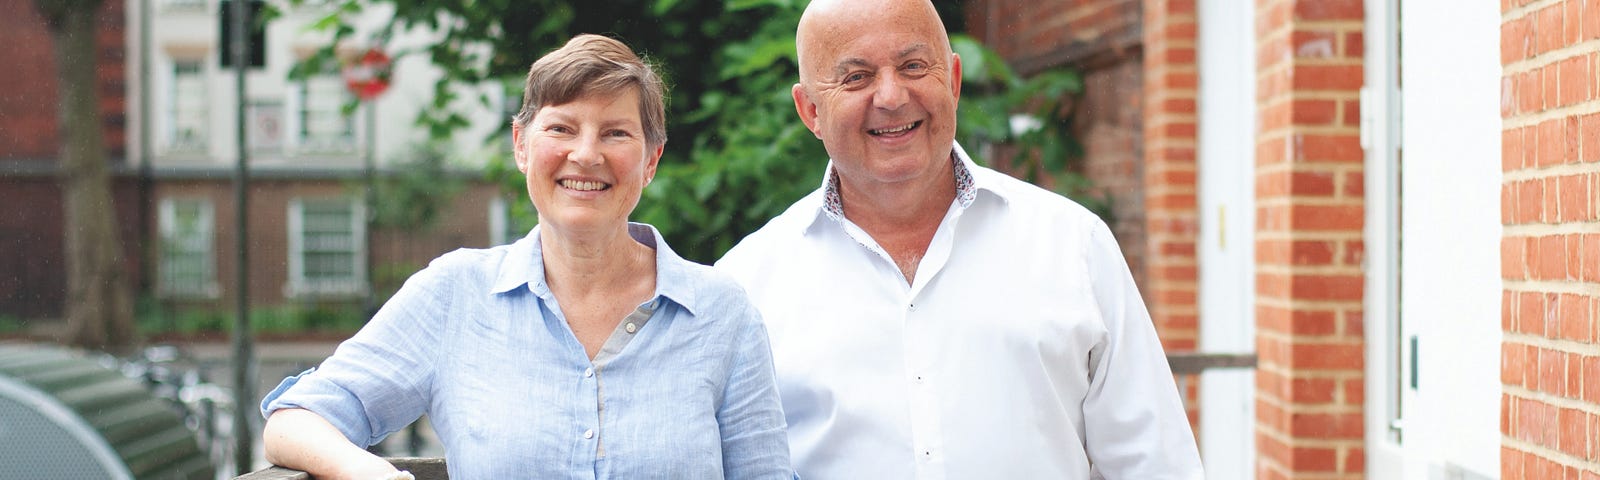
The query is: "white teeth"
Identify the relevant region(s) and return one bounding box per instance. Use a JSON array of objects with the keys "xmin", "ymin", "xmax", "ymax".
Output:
[
  {"xmin": 560, "ymin": 180, "xmax": 608, "ymax": 191},
  {"xmin": 870, "ymin": 123, "xmax": 917, "ymax": 135}
]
